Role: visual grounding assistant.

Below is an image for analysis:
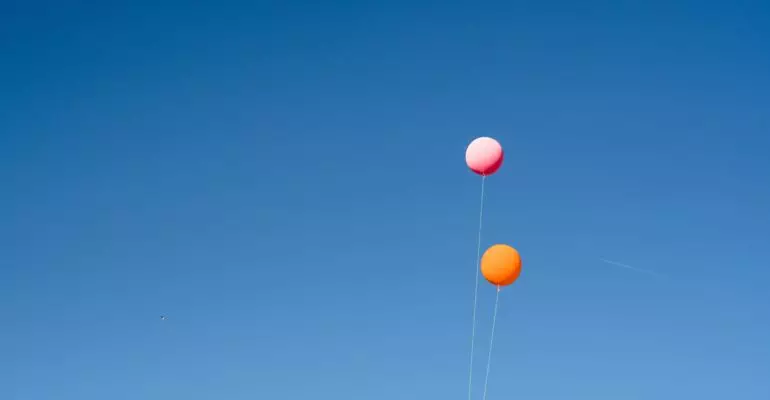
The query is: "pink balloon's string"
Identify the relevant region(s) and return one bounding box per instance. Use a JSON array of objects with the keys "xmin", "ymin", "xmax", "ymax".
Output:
[{"xmin": 467, "ymin": 175, "xmax": 487, "ymax": 400}]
